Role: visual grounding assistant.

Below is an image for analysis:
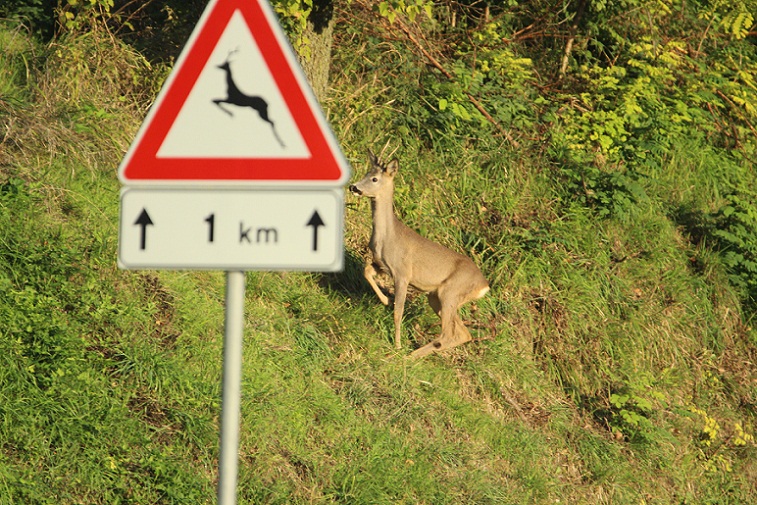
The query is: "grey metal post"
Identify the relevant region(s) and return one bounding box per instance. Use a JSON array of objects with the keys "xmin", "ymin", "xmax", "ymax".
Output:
[{"xmin": 218, "ymin": 270, "xmax": 246, "ymax": 505}]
